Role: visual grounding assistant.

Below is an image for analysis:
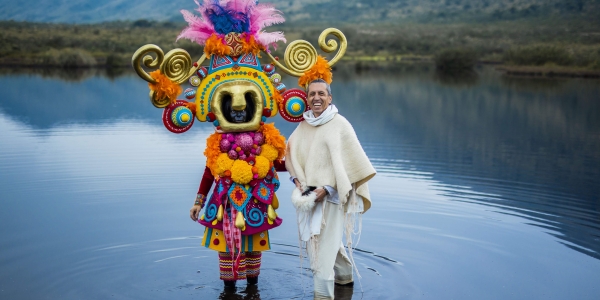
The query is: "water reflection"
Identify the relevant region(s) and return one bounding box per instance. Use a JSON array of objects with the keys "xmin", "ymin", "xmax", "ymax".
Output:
[
  {"xmin": 433, "ymin": 68, "xmax": 479, "ymax": 86},
  {"xmin": 0, "ymin": 67, "xmax": 131, "ymax": 82},
  {"xmin": 329, "ymin": 65, "xmax": 600, "ymax": 259},
  {"xmin": 1, "ymin": 65, "xmax": 599, "ymax": 299}
]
